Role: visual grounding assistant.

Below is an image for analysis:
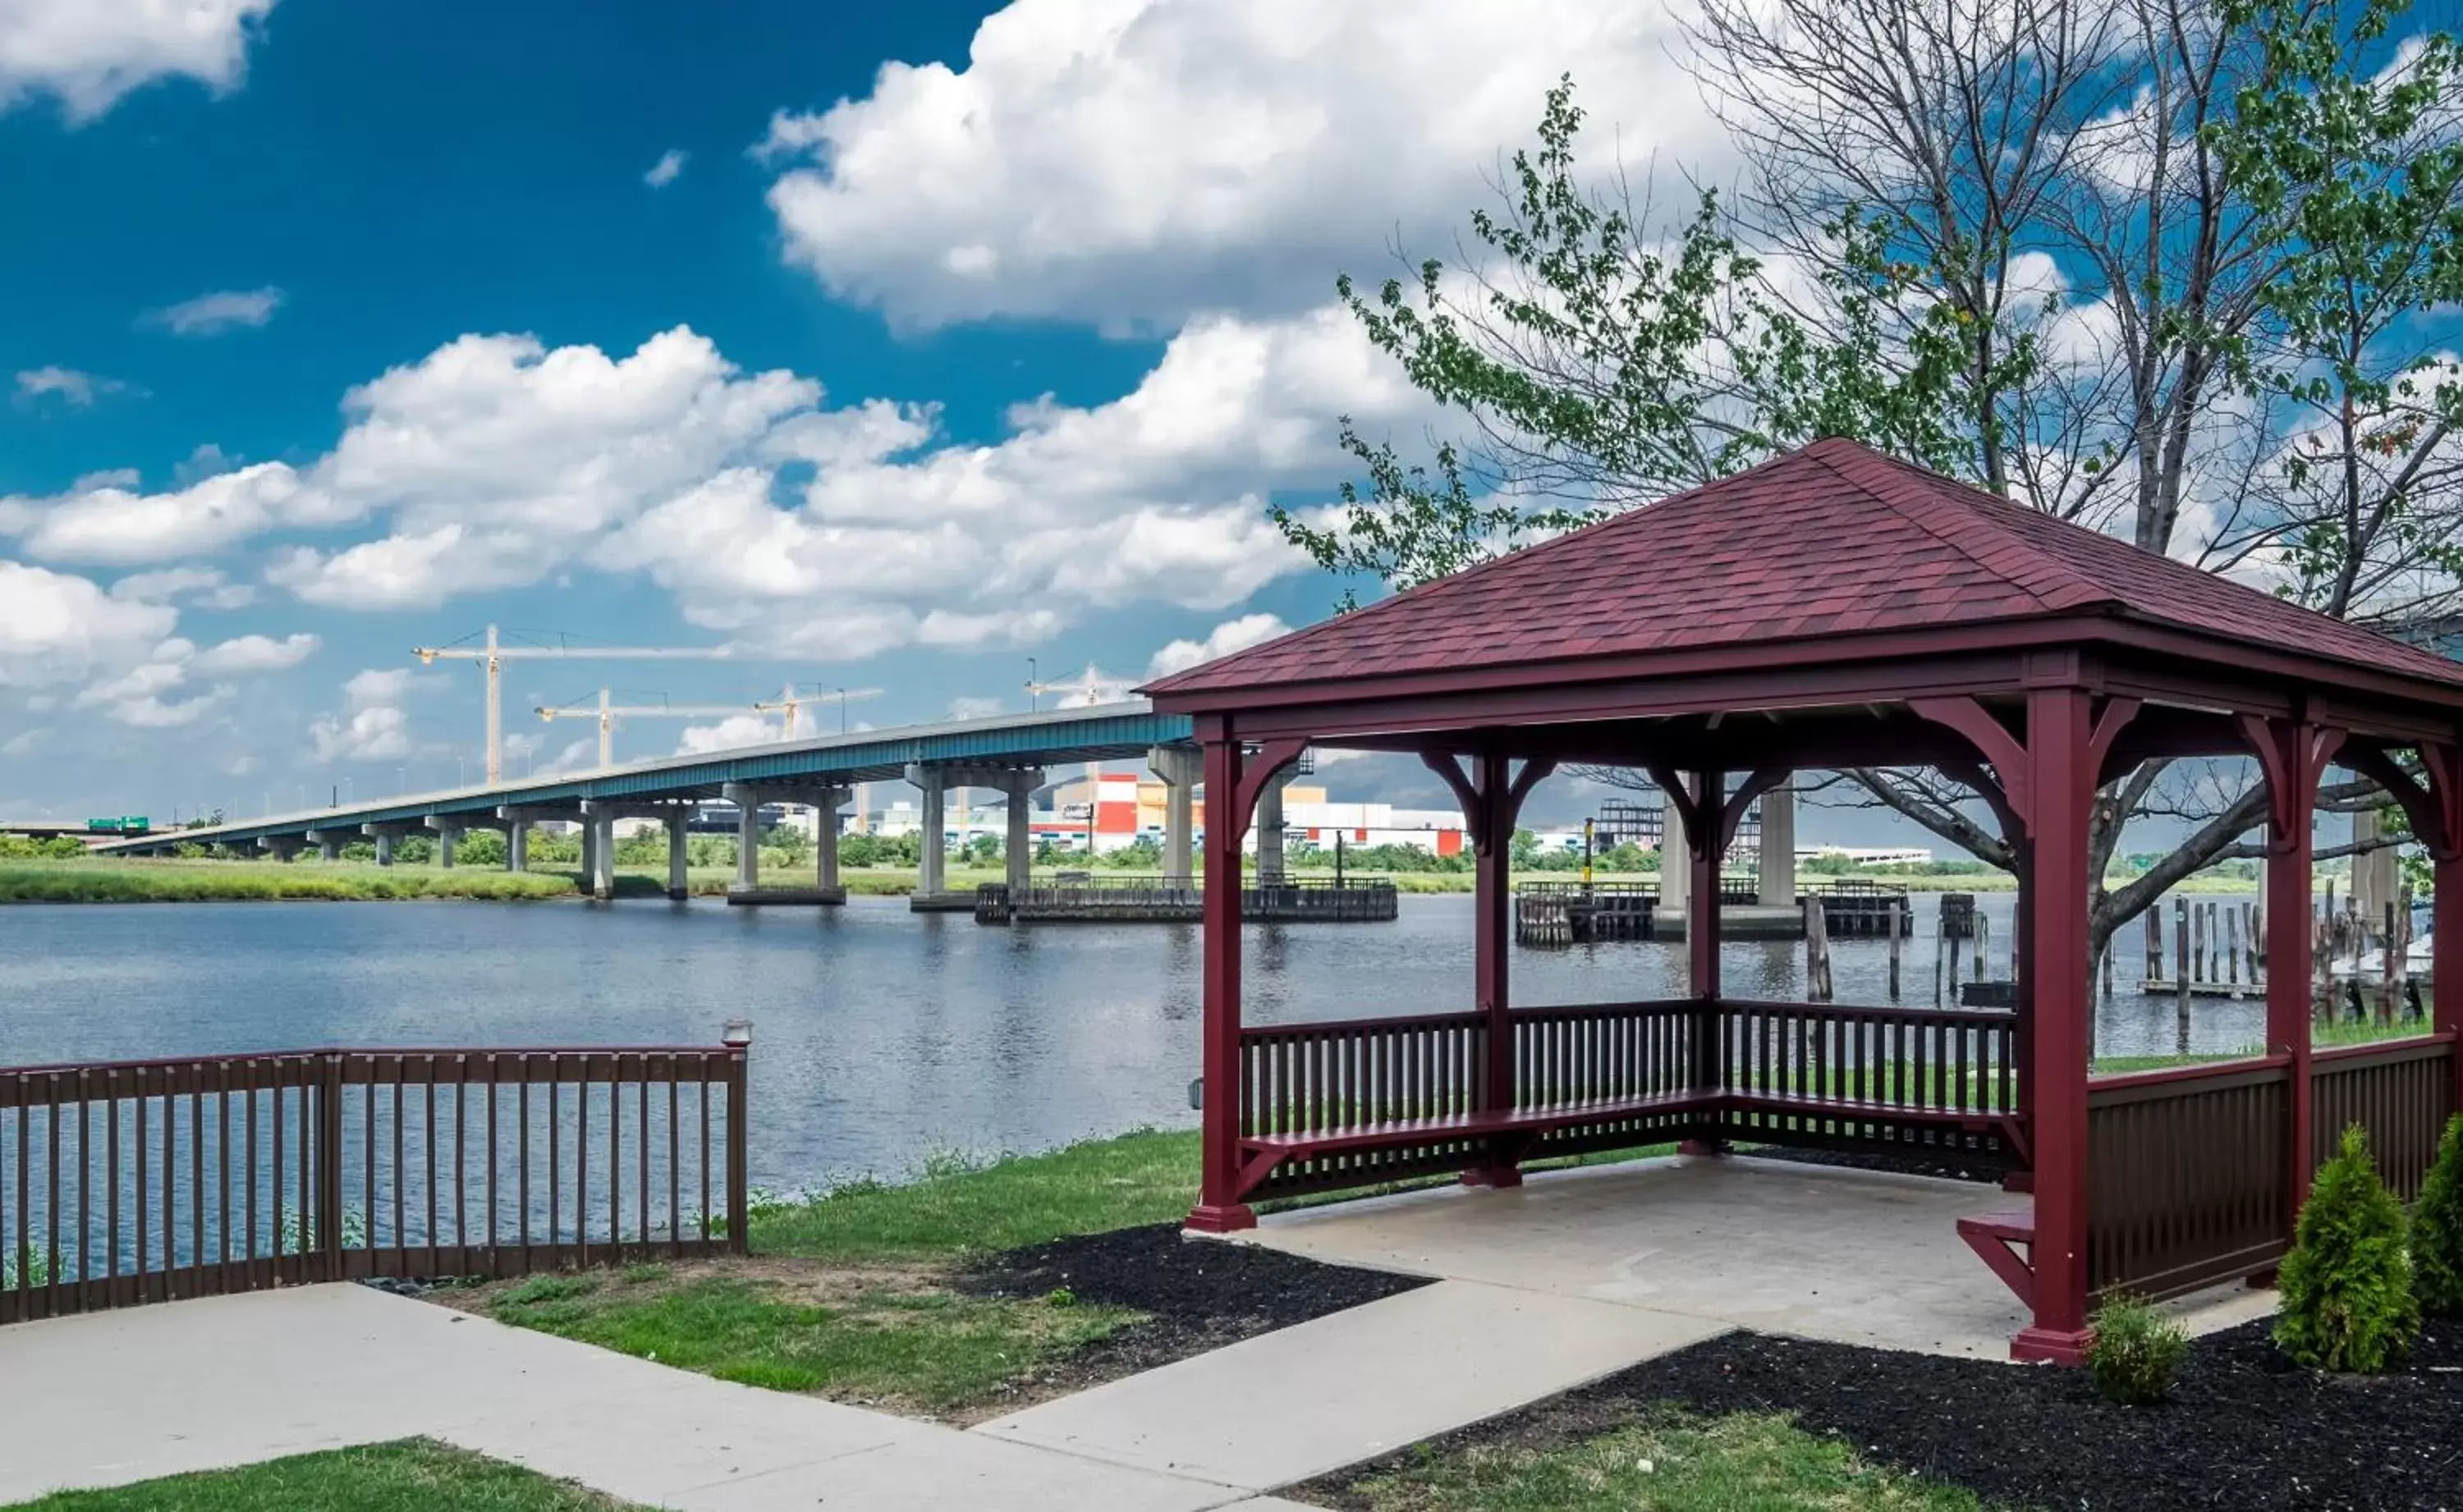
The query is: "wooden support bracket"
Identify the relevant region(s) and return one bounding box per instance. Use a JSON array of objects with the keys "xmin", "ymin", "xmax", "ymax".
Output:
[{"xmin": 1911, "ymin": 697, "xmax": 2033, "ymax": 832}]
